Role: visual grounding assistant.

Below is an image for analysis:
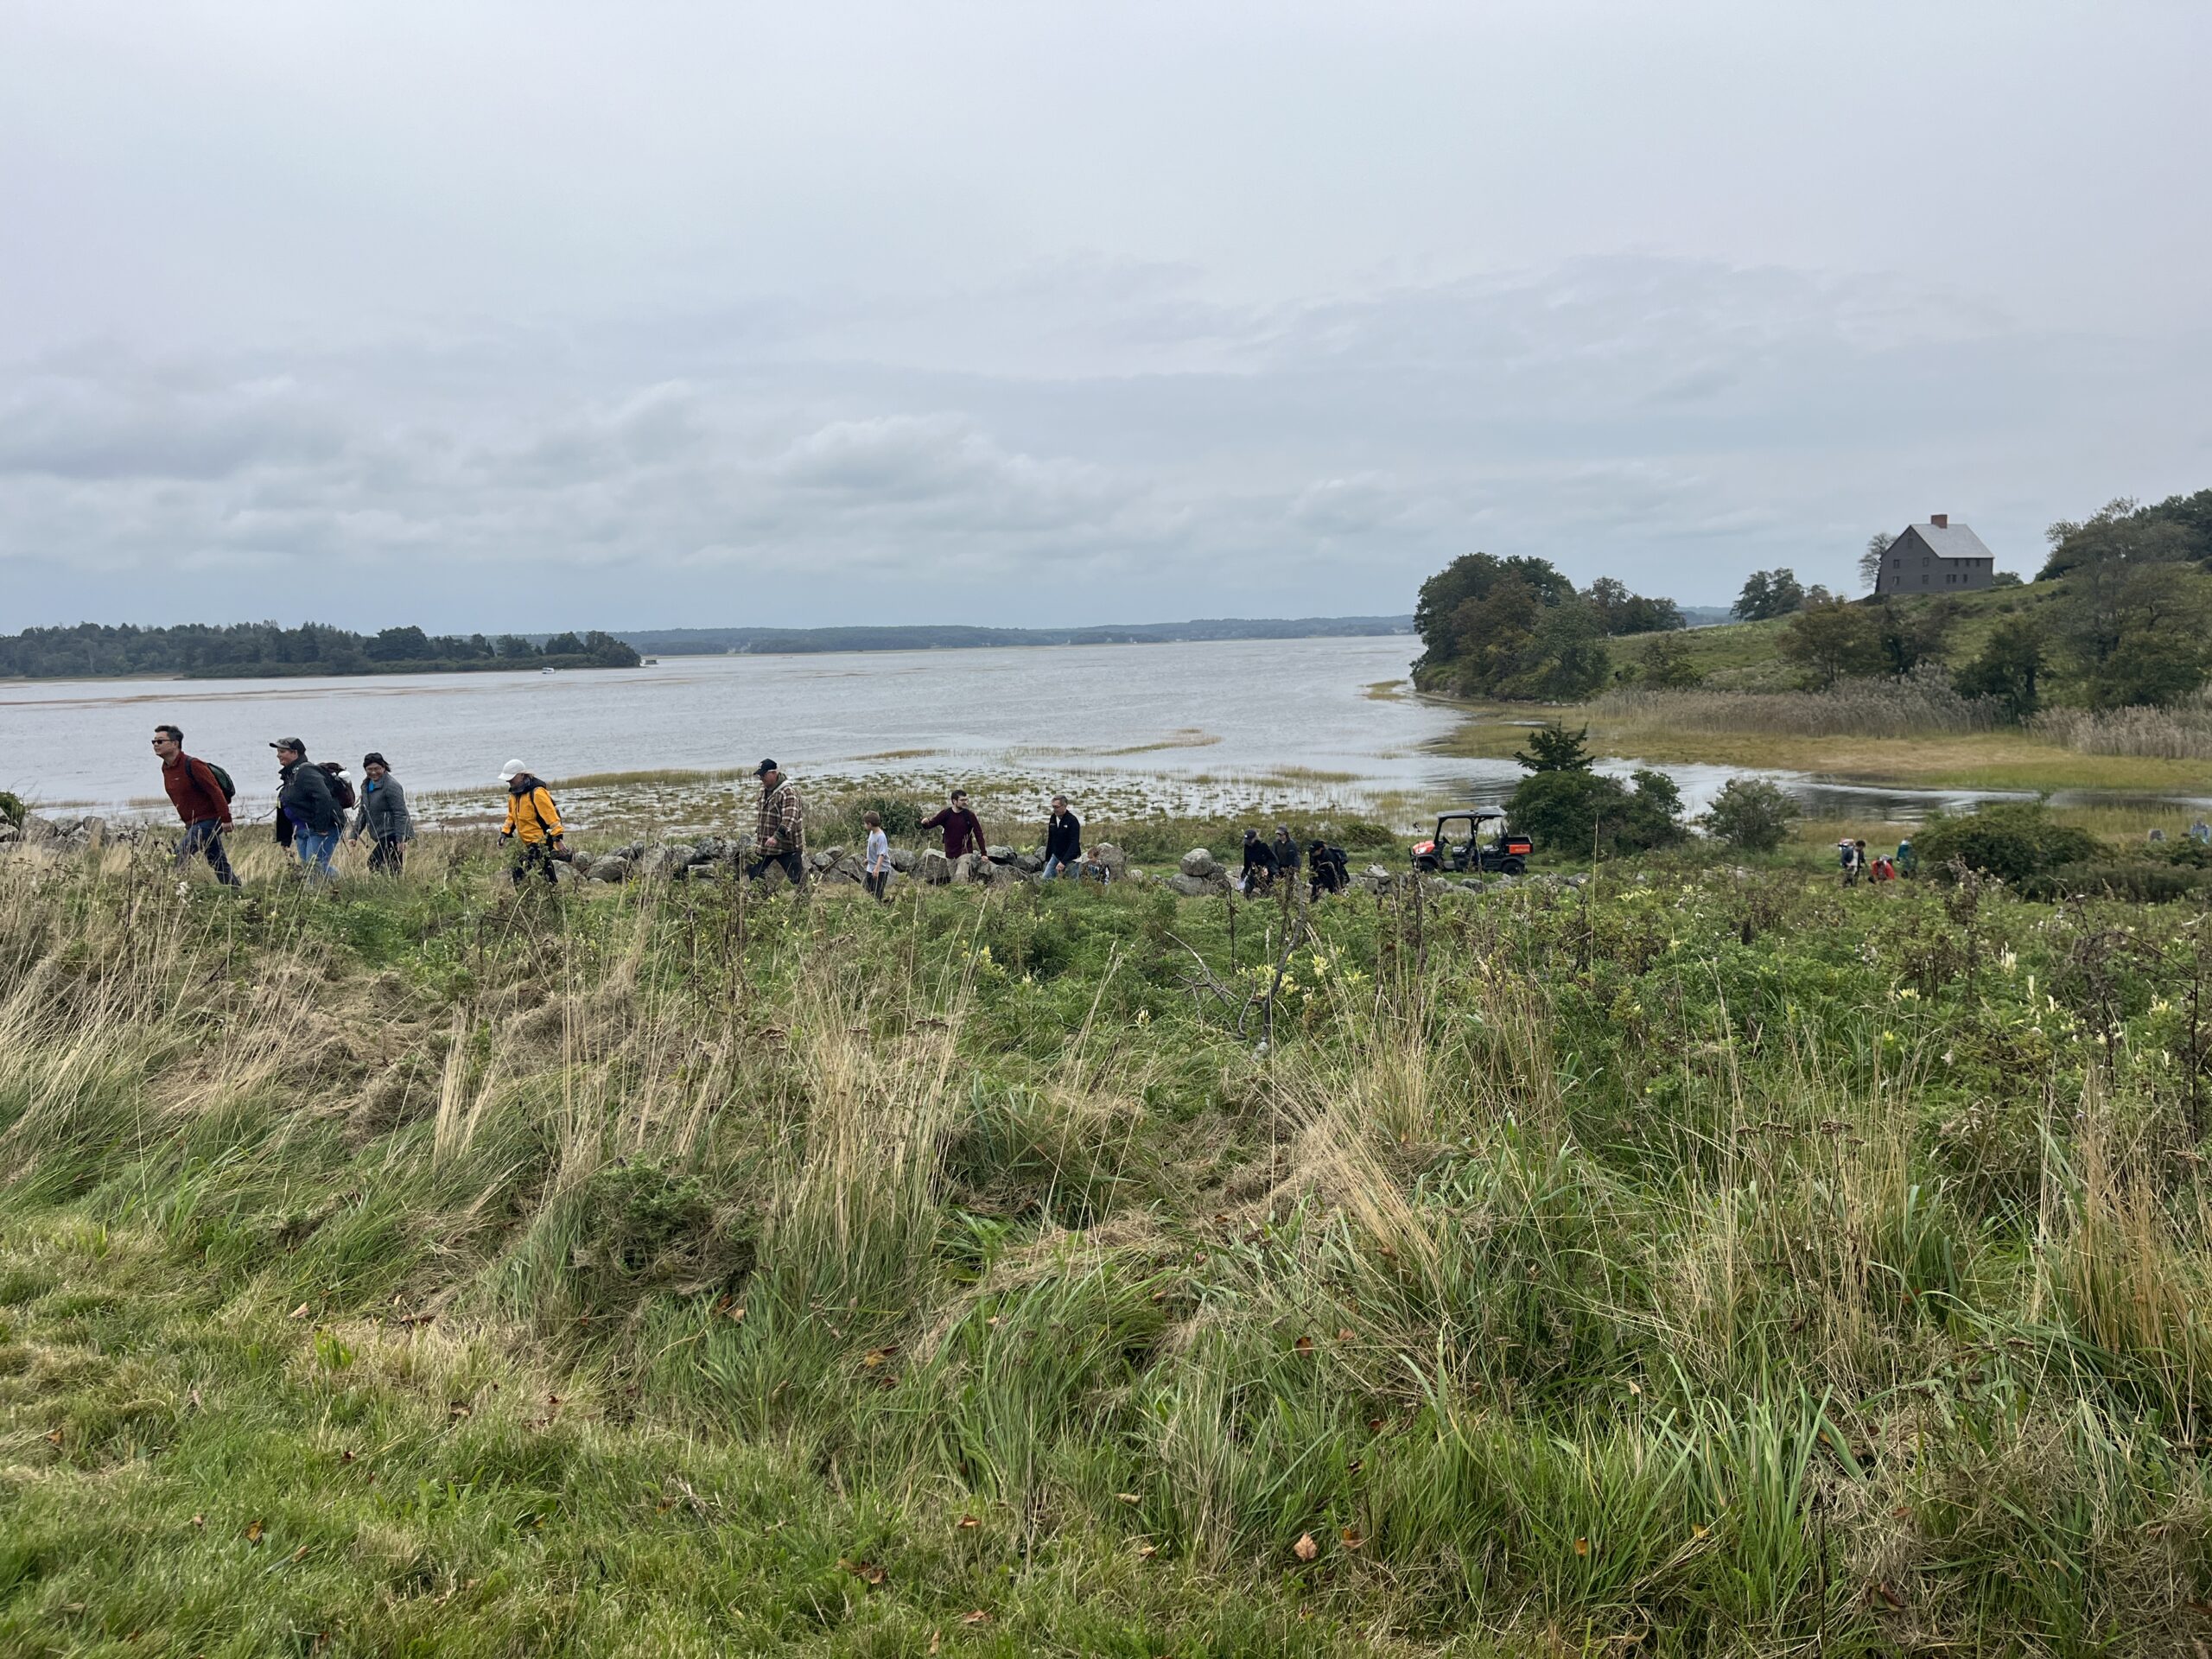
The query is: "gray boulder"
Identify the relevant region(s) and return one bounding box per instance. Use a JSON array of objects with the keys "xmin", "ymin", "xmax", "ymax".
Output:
[
  {"xmin": 950, "ymin": 851, "xmax": 988, "ymax": 885},
  {"xmin": 1090, "ymin": 842, "xmax": 1128, "ymax": 878},
  {"xmin": 1168, "ymin": 874, "xmax": 1217, "ymax": 899},
  {"xmin": 1014, "ymin": 851, "xmax": 1045, "ymax": 875},
  {"xmin": 0, "ymin": 823, "xmax": 17, "ymax": 845},
  {"xmin": 20, "ymin": 814, "xmax": 64, "ymax": 846},
  {"xmin": 888, "ymin": 847, "xmax": 915, "ymax": 874},
  {"xmin": 689, "ymin": 836, "xmax": 734, "ymax": 864},
  {"xmin": 639, "ymin": 846, "xmax": 691, "ymax": 882},
  {"xmin": 915, "ymin": 849, "xmax": 950, "ymax": 885},
  {"xmin": 985, "ymin": 843, "xmax": 1017, "ymax": 864},
  {"xmin": 1179, "ymin": 848, "xmax": 1217, "ymax": 879},
  {"xmin": 589, "ymin": 855, "xmax": 633, "ymax": 883},
  {"xmin": 825, "ymin": 853, "xmax": 867, "ymax": 885}
]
